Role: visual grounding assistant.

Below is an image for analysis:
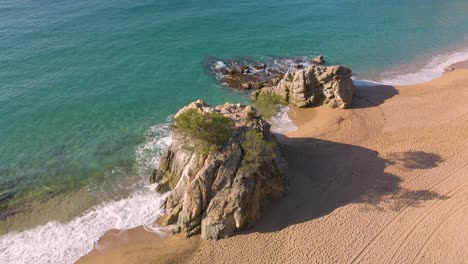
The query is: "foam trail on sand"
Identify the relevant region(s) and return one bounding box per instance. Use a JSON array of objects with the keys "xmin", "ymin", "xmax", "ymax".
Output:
[
  {"xmin": 352, "ymin": 77, "xmax": 385, "ymax": 87},
  {"xmin": 380, "ymin": 46, "xmax": 468, "ymax": 85},
  {"xmin": 270, "ymin": 106, "xmax": 297, "ymax": 134},
  {"xmin": 0, "ymin": 121, "xmax": 172, "ymax": 264},
  {"xmin": 0, "ymin": 189, "xmax": 168, "ymax": 264}
]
